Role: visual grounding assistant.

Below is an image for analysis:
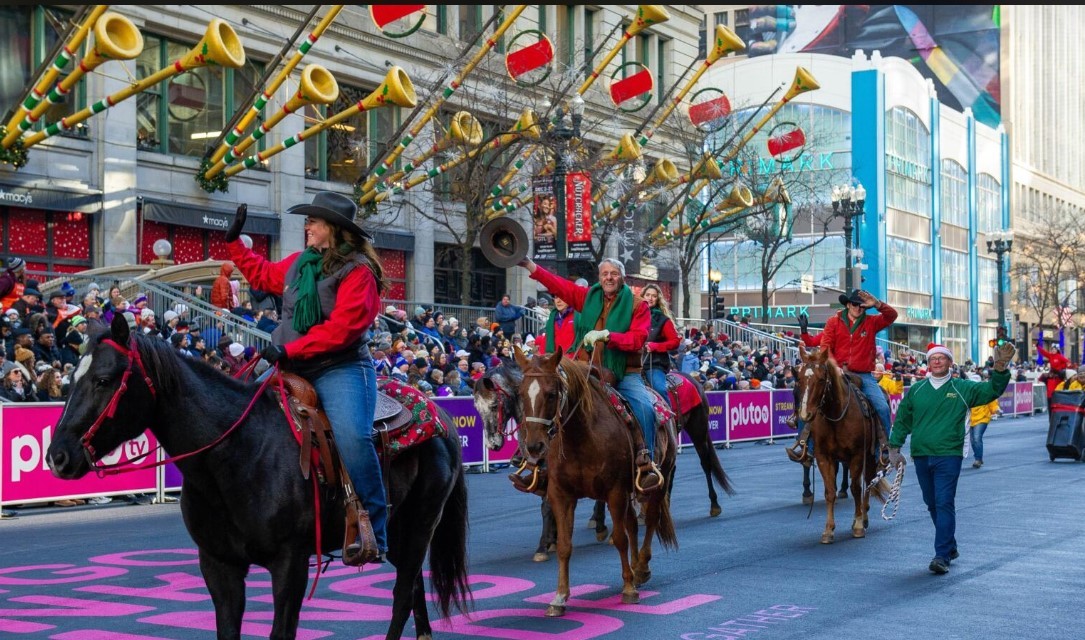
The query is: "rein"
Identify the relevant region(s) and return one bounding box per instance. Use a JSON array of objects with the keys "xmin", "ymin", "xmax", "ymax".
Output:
[
  {"xmin": 866, "ymin": 460, "xmax": 905, "ymax": 520},
  {"xmin": 81, "ymin": 339, "xmax": 275, "ymax": 476}
]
